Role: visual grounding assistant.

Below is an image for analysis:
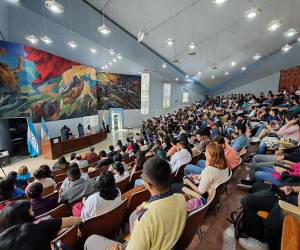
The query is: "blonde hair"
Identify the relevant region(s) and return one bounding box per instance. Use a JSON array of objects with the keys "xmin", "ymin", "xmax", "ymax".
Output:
[
  {"xmin": 206, "ymin": 143, "xmax": 227, "ymax": 170},
  {"xmin": 18, "ymin": 166, "xmax": 28, "ymax": 175}
]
